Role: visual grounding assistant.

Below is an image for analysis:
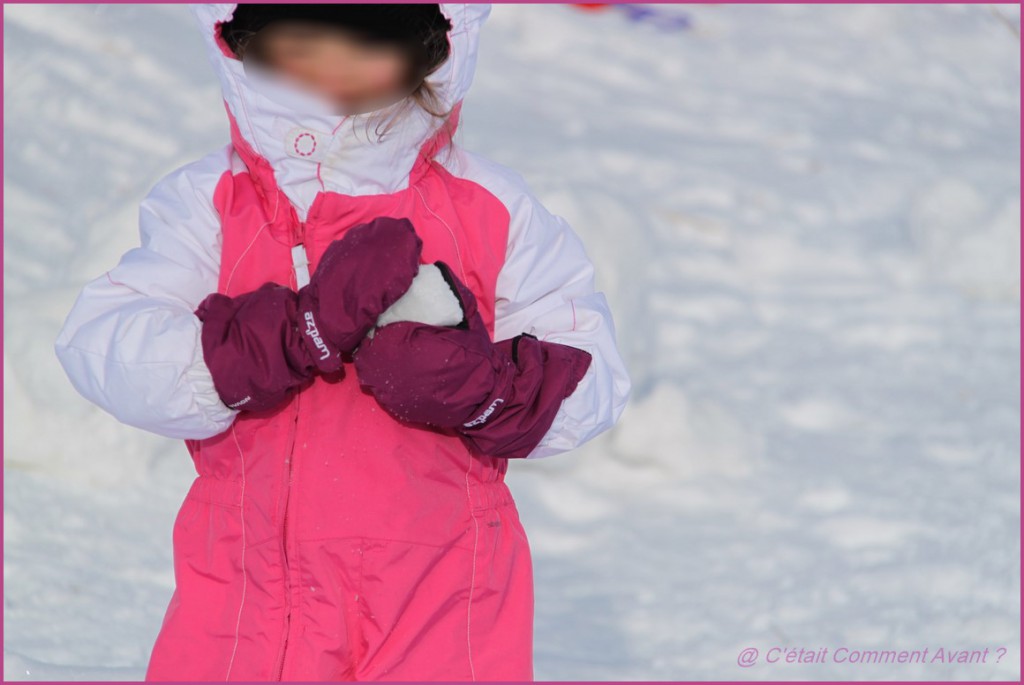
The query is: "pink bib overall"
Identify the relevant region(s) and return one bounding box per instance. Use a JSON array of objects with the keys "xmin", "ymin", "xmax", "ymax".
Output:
[{"xmin": 144, "ymin": 89, "xmax": 535, "ymax": 684}]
